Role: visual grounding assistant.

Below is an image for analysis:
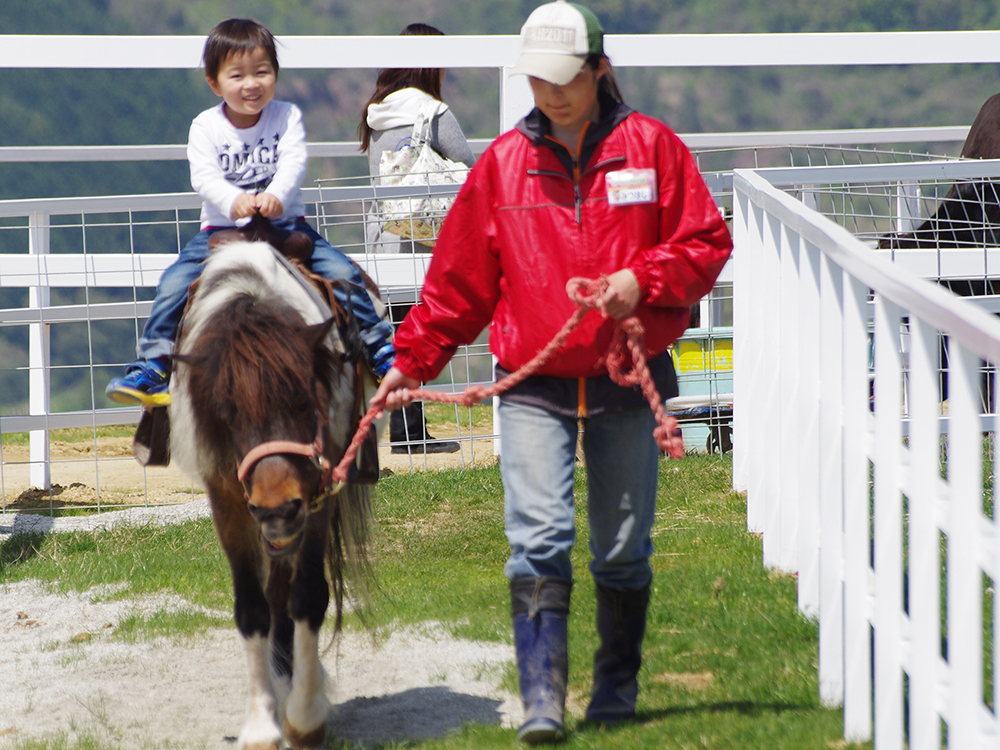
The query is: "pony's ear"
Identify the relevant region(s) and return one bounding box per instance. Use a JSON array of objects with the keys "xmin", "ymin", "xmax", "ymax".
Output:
[{"xmin": 301, "ymin": 318, "xmax": 337, "ymax": 352}]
